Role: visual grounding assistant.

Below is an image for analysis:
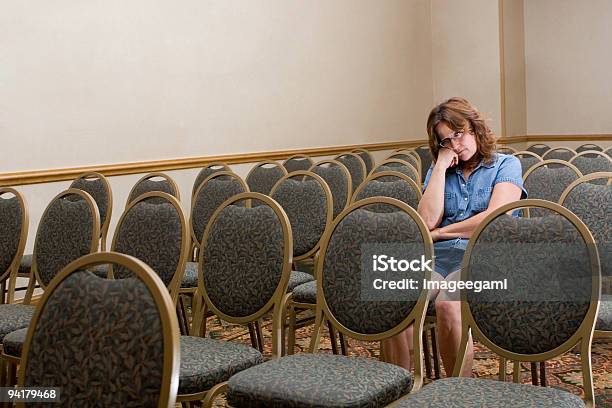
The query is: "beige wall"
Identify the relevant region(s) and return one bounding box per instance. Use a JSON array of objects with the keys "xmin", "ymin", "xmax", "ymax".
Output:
[
  {"xmin": 524, "ymin": 0, "xmax": 612, "ymax": 134},
  {"xmin": 0, "ymin": 0, "xmax": 433, "ymax": 174},
  {"xmin": 430, "ymin": 0, "xmax": 502, "ymax": 135},
  {"xmin": 501, "ymin": 0, "xmax": 526, "ymax": 137}
]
